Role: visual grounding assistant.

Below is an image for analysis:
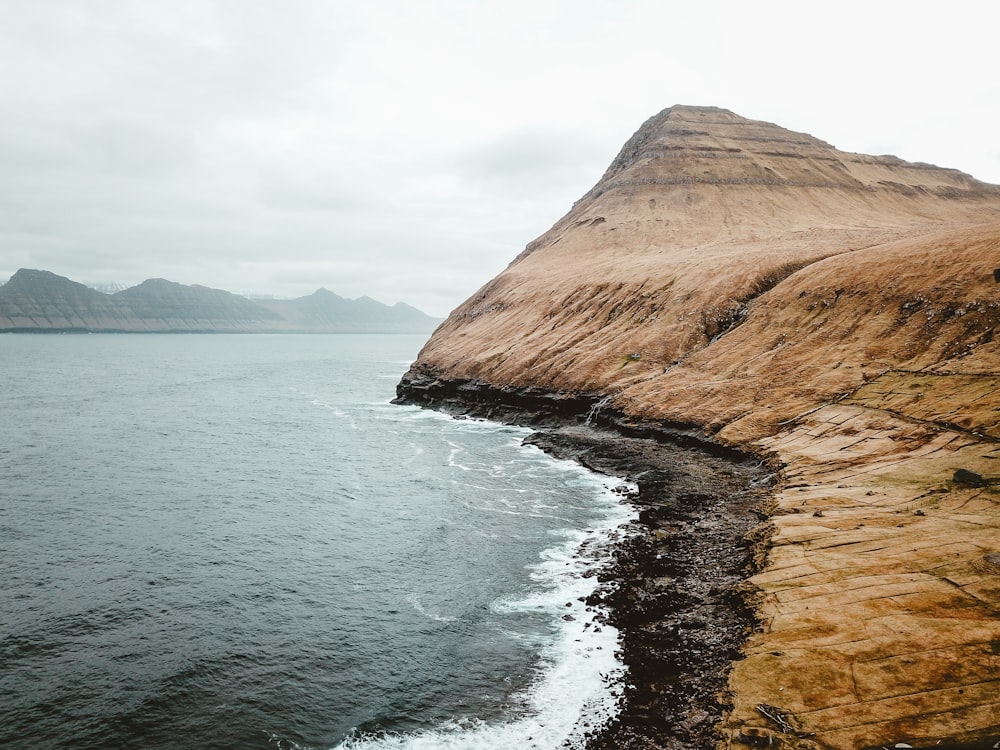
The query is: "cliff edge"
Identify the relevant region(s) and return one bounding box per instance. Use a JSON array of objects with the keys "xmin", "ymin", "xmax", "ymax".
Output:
[{"xmin": 398, "ymin": 106, "xmax": 1000, "ymax": 748}]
